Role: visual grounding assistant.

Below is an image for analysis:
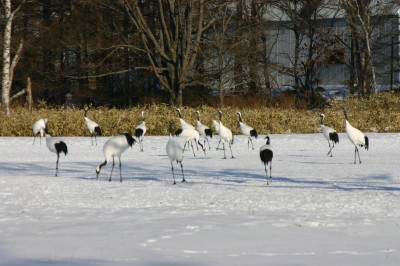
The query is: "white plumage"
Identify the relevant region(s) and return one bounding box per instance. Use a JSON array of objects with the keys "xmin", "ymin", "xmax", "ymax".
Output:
[
  {"xmin": 95, "ymin": 133, "xmax": 136, "ymax": 182},
  {"xmin": 45, "ymin": 129, "xmax": 68, "ymax": 177},
  {"xmin": 176, "ymin": 108, "xmax": 195, "ymax": 130},
  {"xmin": 236, "ymin": 111, "xmax": 258, "ymax": 149},
  {"xmin": 218, "ymin": 111, "xmax": 234, "ymax": 159},
  {"xmin": 195, "ymin": 111, "xmax": 212, "ymax": 150},
  {"xmin": 320, "ymin": 114, "xmax": 339, "ymax": 157},
  {"xmin": 212, "ymin": 119, "xmax": 222, "ymax": 150},
  {"xmin": 166, "ymin": 127, "xmax": 185, "ymax": 184},
  {"xmin": 32, "ymin": 118, "xmax": 48, "ymax": 145},
  {"xmin": 343, "ymin": 109, "xmax": 369, "ymax": 164},
  {"xmin": 84, "ymin": 109, "xmax": 102, "ymax": 146},
  {"xmin": 259, "ymin": 135, "xmax": 273, "ymax": 185},
  {"xmin": 135, "ymin": 111, "xmax": 147, "ymax": 152},
  {"xmin": 176, "ymin": 127, "xmax": 205, "ymax": 156}
]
